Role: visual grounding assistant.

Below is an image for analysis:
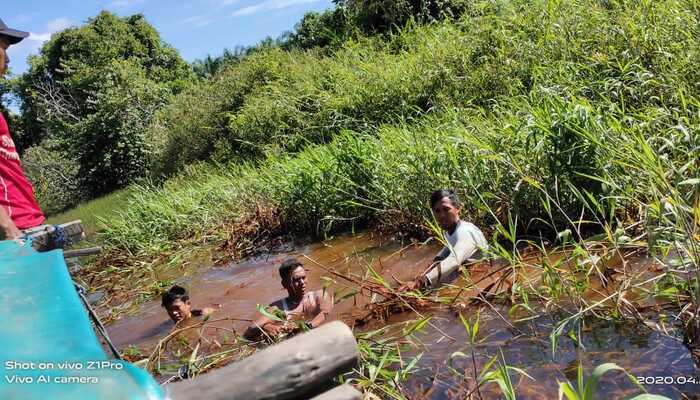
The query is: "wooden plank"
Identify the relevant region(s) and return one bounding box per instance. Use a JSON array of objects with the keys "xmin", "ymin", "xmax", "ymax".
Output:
[
  {"xmin": 169, "ymin": 321, "xmax": 358, "ymax": 400},
  {"xmin": 63, "ymin": 246, "xmax": 102, "ymax": 258},
  {"xmin": 310, "ymin": 385, "xmax": 363, "ymax": 400}
]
